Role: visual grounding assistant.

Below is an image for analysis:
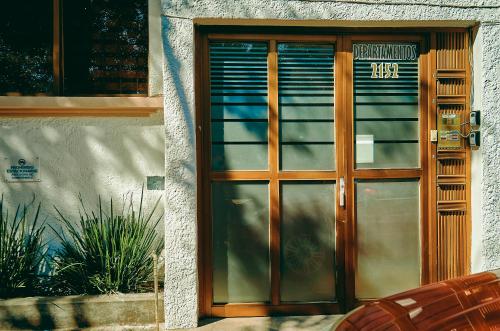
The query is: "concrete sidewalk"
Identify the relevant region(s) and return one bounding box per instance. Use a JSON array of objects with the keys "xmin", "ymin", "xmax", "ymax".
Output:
[
  {"xmin": 79, "ymin": 315, "xmax": 343, "ymax": 331},
  {"xmin": 173, "ymin": 315, "xmax": 343, "ymax": 331}
]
